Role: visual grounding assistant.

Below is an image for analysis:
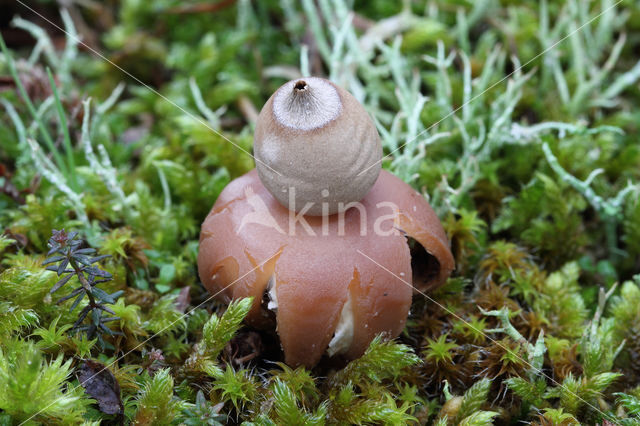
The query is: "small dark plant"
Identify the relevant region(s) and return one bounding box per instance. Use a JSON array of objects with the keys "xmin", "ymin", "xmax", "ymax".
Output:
[{"xmin": 43, "ymin": 229, "xmax": 122, "ymax": 345}]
